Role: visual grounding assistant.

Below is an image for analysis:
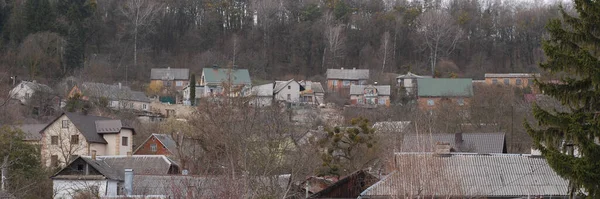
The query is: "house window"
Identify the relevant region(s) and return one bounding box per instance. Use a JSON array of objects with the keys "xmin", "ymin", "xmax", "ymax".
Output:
[
  {"xmin": 516, "ymin": 79, "xmax": 522, "ymax": 85},
  {"xmin": 492, "ymin": 79, "xmax": 498, "ymax": 84},
  {"xmin": 70, "ymin": 135, "xmax": 79, "ymax": 144},
  {"xmin": 176, "ymin": 81, "xmax": 183, "ymax": 86},
  {"xmin": 122, "ymin": 137, "xmax": 128, "ymax": 146},
  {"xmin": 343, "ymin": 80, "xmax": 351, "ymax": 87},
  {"xmin": 150, "ymin": 143, "xmax": 157, "ymax": 152},
  {"xmin": 379, "ymin": 98, "xmax": 386, "ymax": 105},
  {"xmin": 287, "ymin": 94, "xmax": 291, "ymax": 100},
  {"xmin": 308, "ymin": 96, "xmax": 313, "ymax": 102},
  {"xmin": 50, "ymin": 155, "xmax": 58, "ymax": 167},
  {"xmin": 332, "ymin": 80, "xmax": 338, "ymax": 87},
  {"xmin": 504, "ymin": 78, "xmax": 510, "ymax": 85},
  {"xmin": 77, "ymin": 164, "xmax": 84, "ymax": 171},
  {"xmin": 288, "ymin": 86, "xmax": 291, "ymax": 89},
  {"xmin": 51, "ymin": 136, "xmax": 58, "ymax": 145},
  {"xmin": 62, "ymin": 120, "xmax": 69, "ymax": 128},
  {"xmin": 457, "ymin": 98, "xmax": 465, "ymax": 106},
  {"xmin": 427, "ymin": 99, "xmax": 435, "ymax": 106},
  {"xmin": 142, "ymin": 104, "xmax": 148, "ymax": 110}
]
